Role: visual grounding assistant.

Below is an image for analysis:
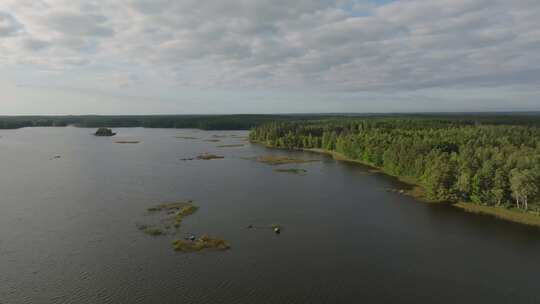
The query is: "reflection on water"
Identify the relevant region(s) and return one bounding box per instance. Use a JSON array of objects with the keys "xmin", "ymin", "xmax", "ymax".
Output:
[{"xmin": 1, "ymin": 127, "xmax": 539, "ymax": 304}]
